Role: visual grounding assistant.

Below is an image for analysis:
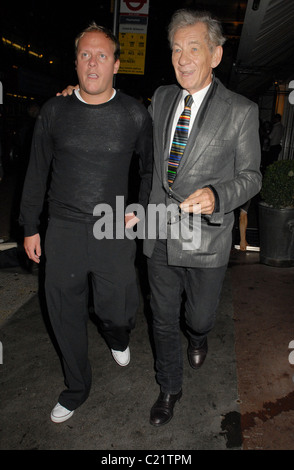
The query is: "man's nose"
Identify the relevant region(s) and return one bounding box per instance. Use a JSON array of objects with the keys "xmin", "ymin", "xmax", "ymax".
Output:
[
  {"xmin": 178, "ymin": 50, "xmax": 190, "ymax": 65},
  {"xmin": 89, "ymin": 56, "xmax": 98, "ymax": 67}
]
